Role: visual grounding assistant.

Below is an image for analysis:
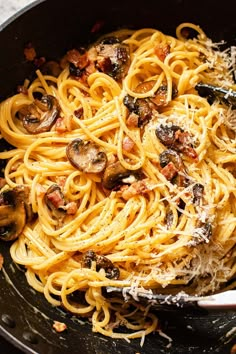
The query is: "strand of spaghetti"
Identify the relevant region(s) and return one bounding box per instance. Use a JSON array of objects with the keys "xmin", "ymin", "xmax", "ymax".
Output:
[
  {"xmin": 51, "ymin": 198, "xmax": 142, "ymax": 251},
  {"xmin": 40, "ymin": 197, "xmax": 110, "ymax": 238},
  {"xmin": 176, "ymin": 23, "xmax": 207, "ymax": 41},
  {"xmin": 115, "ymin": 96, "xmax": 146, "ymax": 170},
  {"xmin": 124, "ymin": 57, "xmax": 172, "ymax": 101},
  {"xmin": 10, "ymin": 238, "xmax": 46, "ymax": 265},
  {"xmin": 0, "ymin": 23, "xmax": 235, "ymax": 340},
  {"xmin": 35, "ymin": 69, "xmax": 54, "ymax": 95}
]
